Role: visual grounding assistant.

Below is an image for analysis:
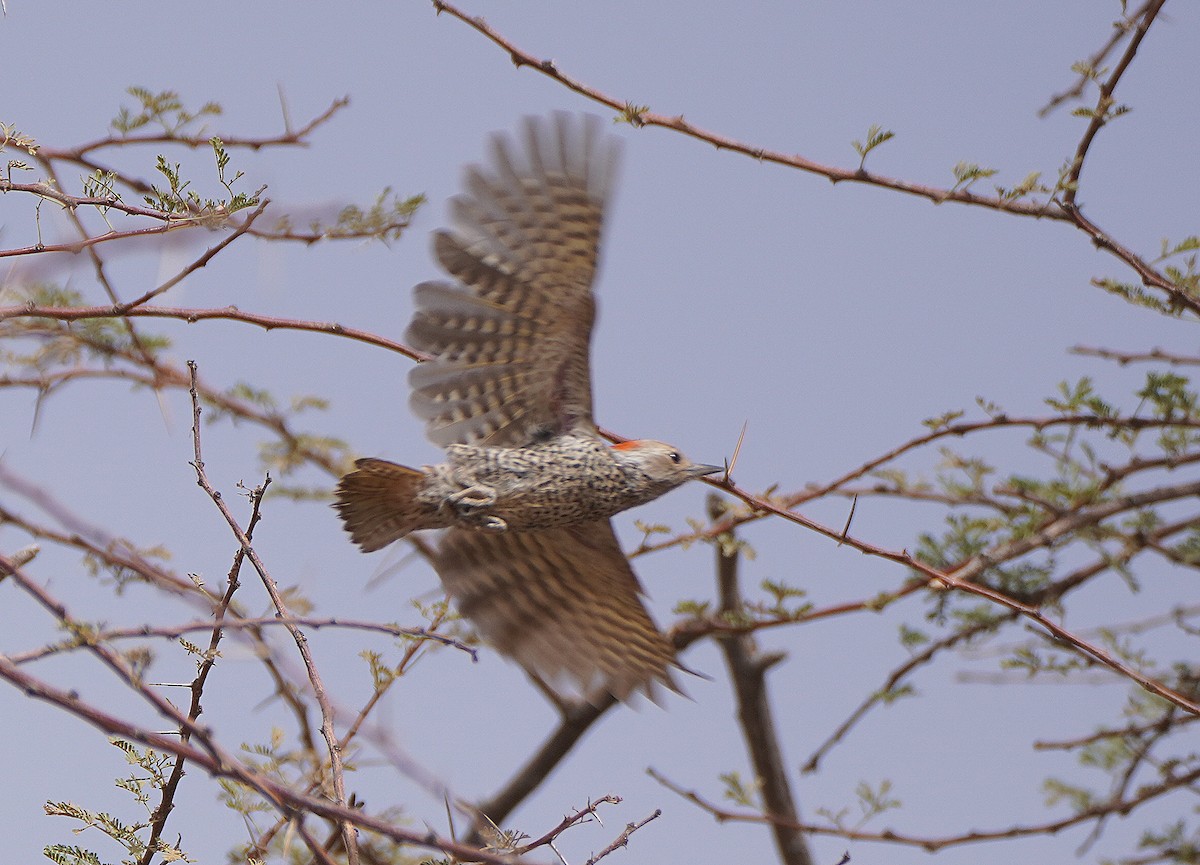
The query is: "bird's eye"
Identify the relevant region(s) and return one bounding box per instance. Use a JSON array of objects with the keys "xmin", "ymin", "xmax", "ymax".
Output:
[{"xmin": 668, "ymin": 451, "xmax": 681, "ymax": 464}]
